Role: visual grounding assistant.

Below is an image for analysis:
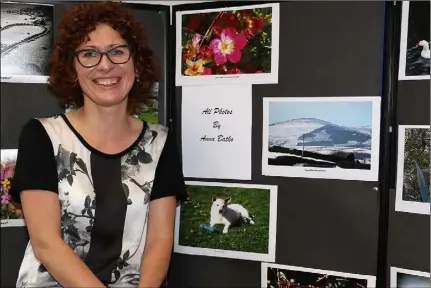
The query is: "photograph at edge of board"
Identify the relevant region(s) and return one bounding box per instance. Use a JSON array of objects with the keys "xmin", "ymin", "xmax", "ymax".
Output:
[
  {"xmin": 174, "ymin": 181, "xmax": 277, "ymax": 262},
  {"xmin": 262, "ymin": 263, "xmax": 377, "ymax": 288},
  {"xmin": 395, "ymin": 125, "xmax": 430, "ymax": 215},
  {"xmin": 390, "ymin": 267, "xmax": 430, "ymax": 288},
  {"xmin": 1, "ymin": 149, "xmax": 25, "ymax": 227},
  {"xmin": 398, "ymin": 1, "xmax": 430, "ymax": 80},
  {"xmin": 1, "ymin": 1, "xmax": 54, "ymax": 84},
  {"xmin": 136, "ymin": 82, "xmax": 159, "ymax": 124},
  {"xmin": 262, "ymin": 97, "xmax": 381, "ymax": 181},
  {"xmin": 175, "ymin": 3, "xmax": 279, "ymax": 86}
]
